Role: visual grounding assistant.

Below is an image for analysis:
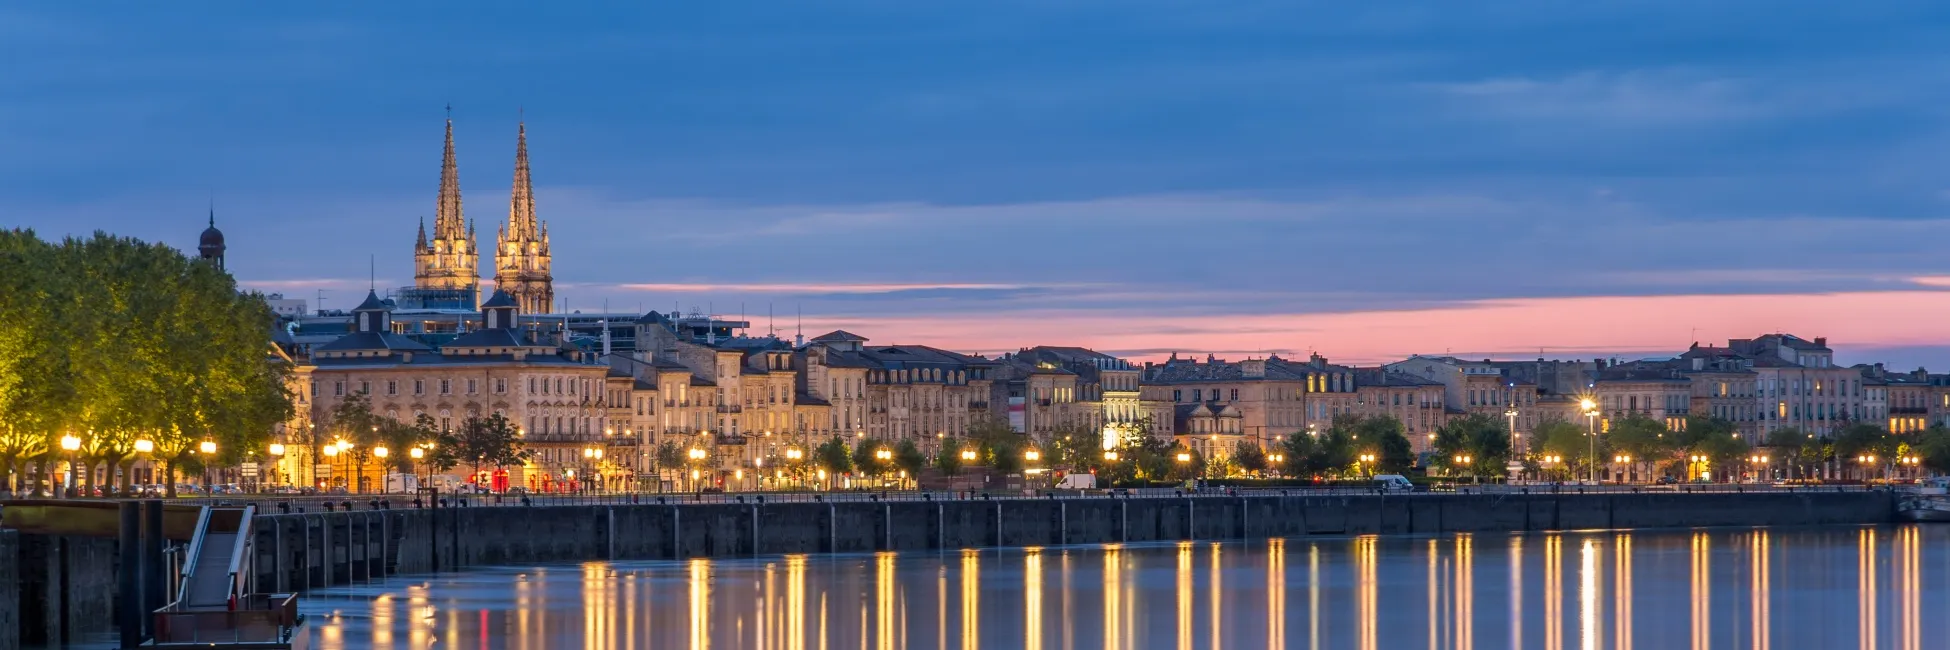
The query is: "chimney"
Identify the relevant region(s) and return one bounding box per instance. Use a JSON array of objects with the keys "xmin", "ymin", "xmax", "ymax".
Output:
[
  {"xmin": 1814, "ymin": 337, "xmax": 1827, "ymax": 348},
  {"xmin": 1241, "ymin": 359, "xmax": 1266, "ymax": 378}
]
